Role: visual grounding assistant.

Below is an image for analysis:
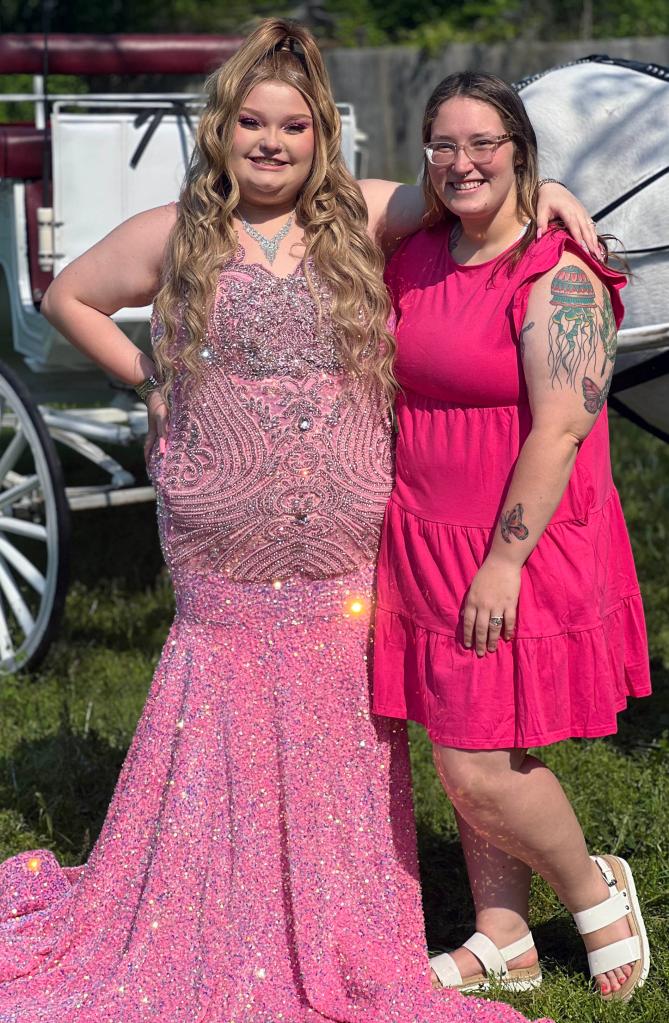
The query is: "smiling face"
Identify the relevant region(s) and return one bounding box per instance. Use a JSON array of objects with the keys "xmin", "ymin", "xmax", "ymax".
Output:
[
  {"xmin": 229, "ymin": 80, "xmax": 315, "ymax": 209},
  {"xmin": 427, "ymin": 95, "xmax": 519, "ymax": 224}
]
